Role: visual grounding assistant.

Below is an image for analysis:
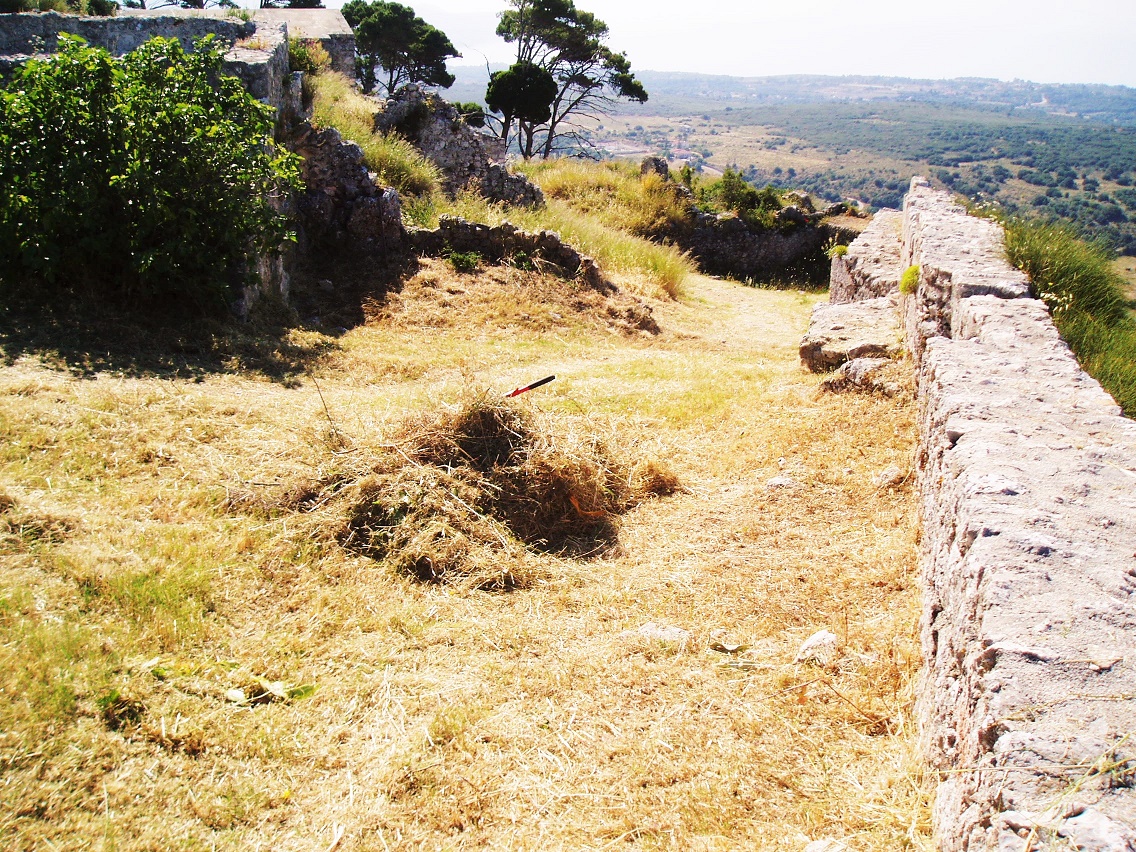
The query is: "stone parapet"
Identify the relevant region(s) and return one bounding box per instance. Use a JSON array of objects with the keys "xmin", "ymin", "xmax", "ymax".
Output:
[
  {"xmin": 829, "ymin": 208, "xmax": 903, "ymax": 303},
  {"xmin": 903, "ymin": 178, "xmax": 1136, "ymax": 850},
  {"xmin": 902, "ymin": 178, "xmax": 1031, "ymax": 365}
]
